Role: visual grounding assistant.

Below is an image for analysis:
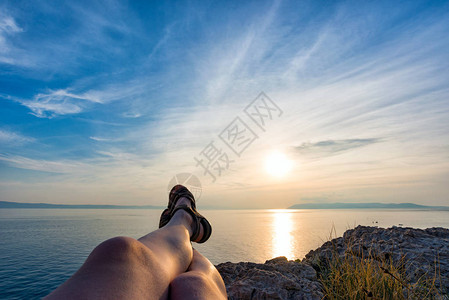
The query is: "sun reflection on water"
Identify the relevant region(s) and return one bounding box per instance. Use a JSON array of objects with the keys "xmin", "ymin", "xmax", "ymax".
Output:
[{"xmin": 271, "ymin": 210, "xmax": 294, "ymax": 260}]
